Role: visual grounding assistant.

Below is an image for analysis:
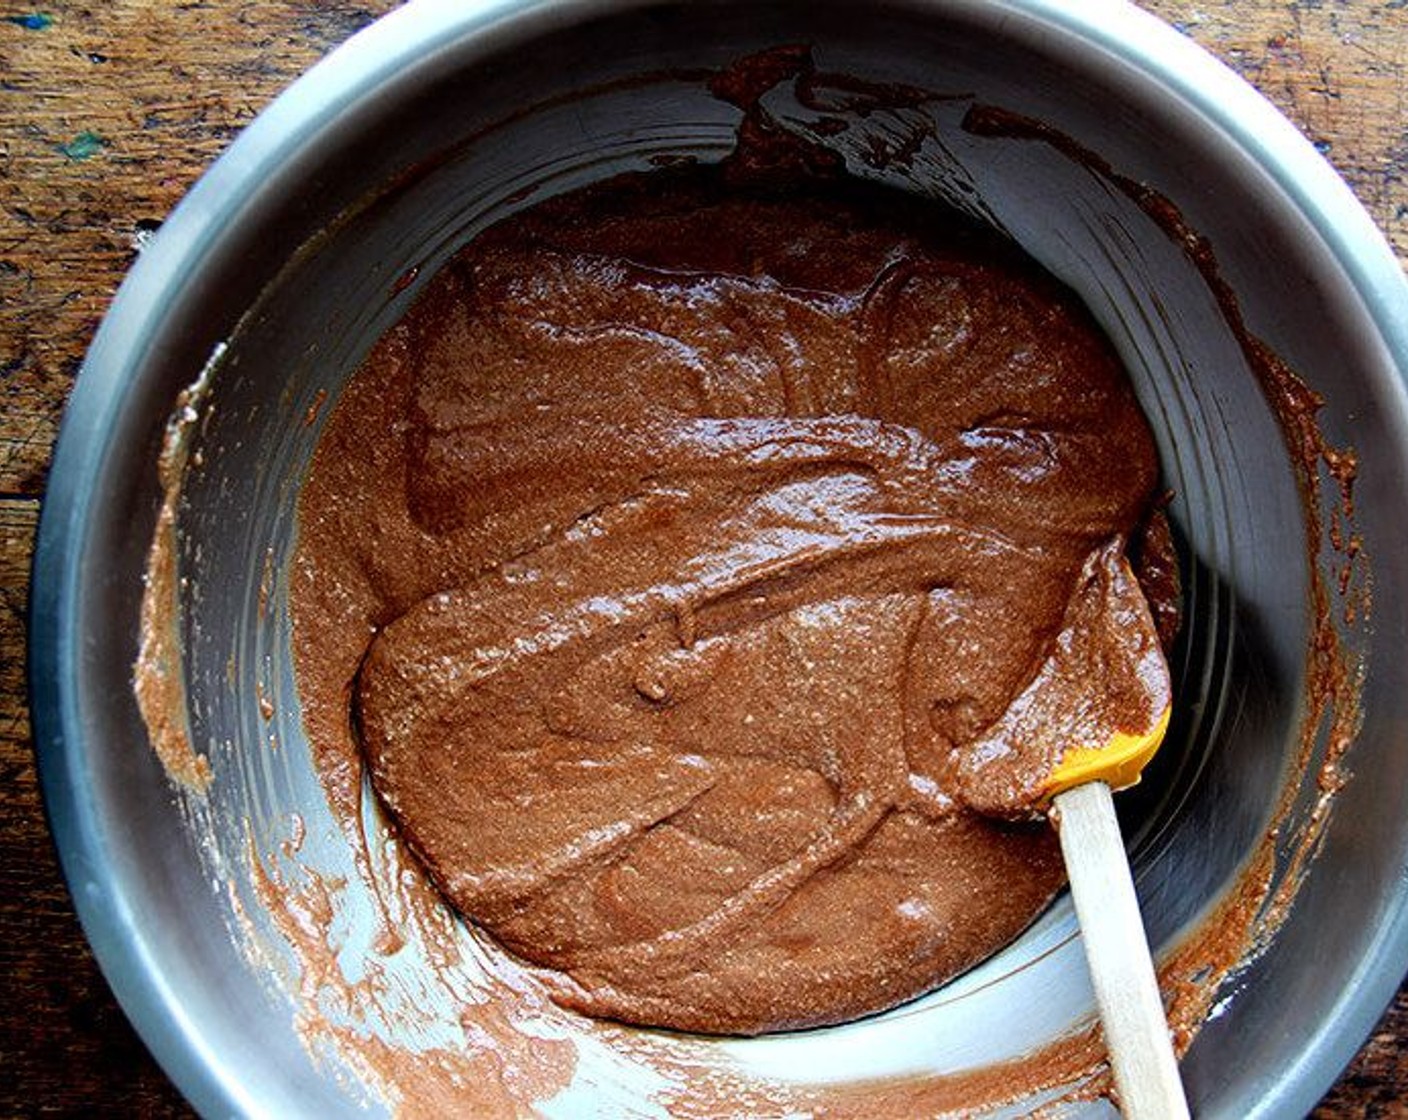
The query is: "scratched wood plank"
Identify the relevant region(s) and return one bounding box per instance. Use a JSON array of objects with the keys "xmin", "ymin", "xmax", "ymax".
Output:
[
  {"xmin": 1143, "ymin": 0, "xmax": 1408, "ymax": 267},
  {"xmin": 0, "ymin": 2, "xmax": 1404, "ymax": 1118},
  {"xmin": 0, "ymin": 0, "xmax": 397, "ymax": 498}
]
